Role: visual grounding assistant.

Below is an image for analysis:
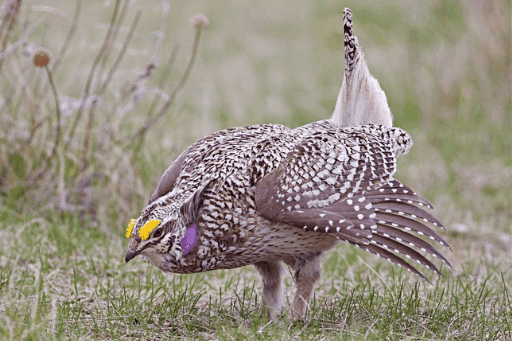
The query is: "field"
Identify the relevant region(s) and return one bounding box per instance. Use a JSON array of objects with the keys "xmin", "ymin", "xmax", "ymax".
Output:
[{"xmin": 0, "ymin": 0, "xmax": 510, "ymax": 339}]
